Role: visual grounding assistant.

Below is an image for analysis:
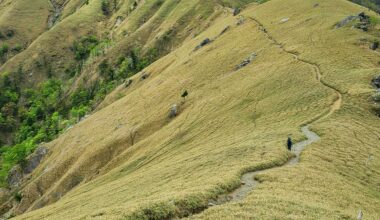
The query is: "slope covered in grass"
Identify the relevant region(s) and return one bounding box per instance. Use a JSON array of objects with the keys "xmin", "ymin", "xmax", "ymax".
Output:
[
  {"xmin": 0, "ymin": 0, "xmax": 257, "ymax": 191},
  {"xmin": 0, "ymin": 0, "xmax": 377, "ymax": 219},
  {"xmin": 0, "ymin": 0, "xmax": 379, "ymax": 219}
]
